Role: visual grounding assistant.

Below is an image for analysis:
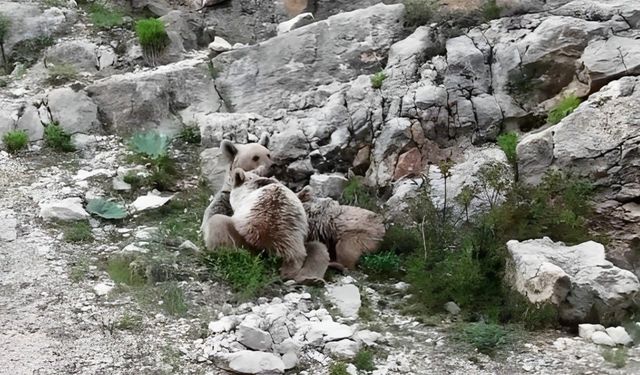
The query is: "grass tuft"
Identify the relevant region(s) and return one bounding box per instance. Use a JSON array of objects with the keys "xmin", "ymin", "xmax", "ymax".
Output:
[
  {"xmin": 63, "ymin": 221, "xmax": 94, "ymax": 243},
  {"xmin": 2, "ymin": 130, "xmax": 28, "ymax": 153},
  {"xmin": 135, "ymin": 18, "xmax": 169, "ymax": 66},
  {"xmin": 353, "ymin": 349, "xmax": 376, "ymax": 371},
  {"xmin": 370, "ymin": 71, "xmax": 387, "ymax": 89},
  {"xmin": 460, "ymin": 322, "xmax": 509, "ymax": 355},
  {"xmin": 89, "ymin": 2, "xmax": 124, "ymax": 30},
  {"xmin": 329, "ymin": 362, "xmax": 349, "ymax": 375},
  {"xmin": 107, "ymin": 256, "xmax": 147, "ymax": 287},
  {"xmin": 159, "ymin": 282, "xmax": 188, "ymax": 316},
  {"xmin": 340, "ymin": 176, "xmax": 378, "ymax": 212},
  {"xmin": 404, "ymin": 0, "xmax": 439, "ymax": 27},
  {"xmin": 548, "ymin": 94, "xmax": 581, "ymax": 124},
  {"xmin": 602, "ymin": 347, "xmax": 627, "ymax": 368},
  {"xmin": 46, "ymin": 63, "xmax": 78, "ymax": 86},
  {"xmin": 44, "ymin": 122, "xmax": 75, "ymax": 152},
  {"xmin": 359, "ymin": 251, "xmax": 402, "ymax": 278}
]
